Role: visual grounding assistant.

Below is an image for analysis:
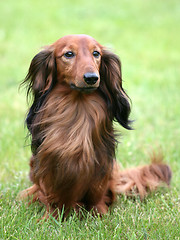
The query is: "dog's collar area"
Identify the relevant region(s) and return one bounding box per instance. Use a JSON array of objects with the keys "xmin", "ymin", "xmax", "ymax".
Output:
[{"xmin": 70, "ymin": 84, "xmax": 97, "ymax": 93}]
